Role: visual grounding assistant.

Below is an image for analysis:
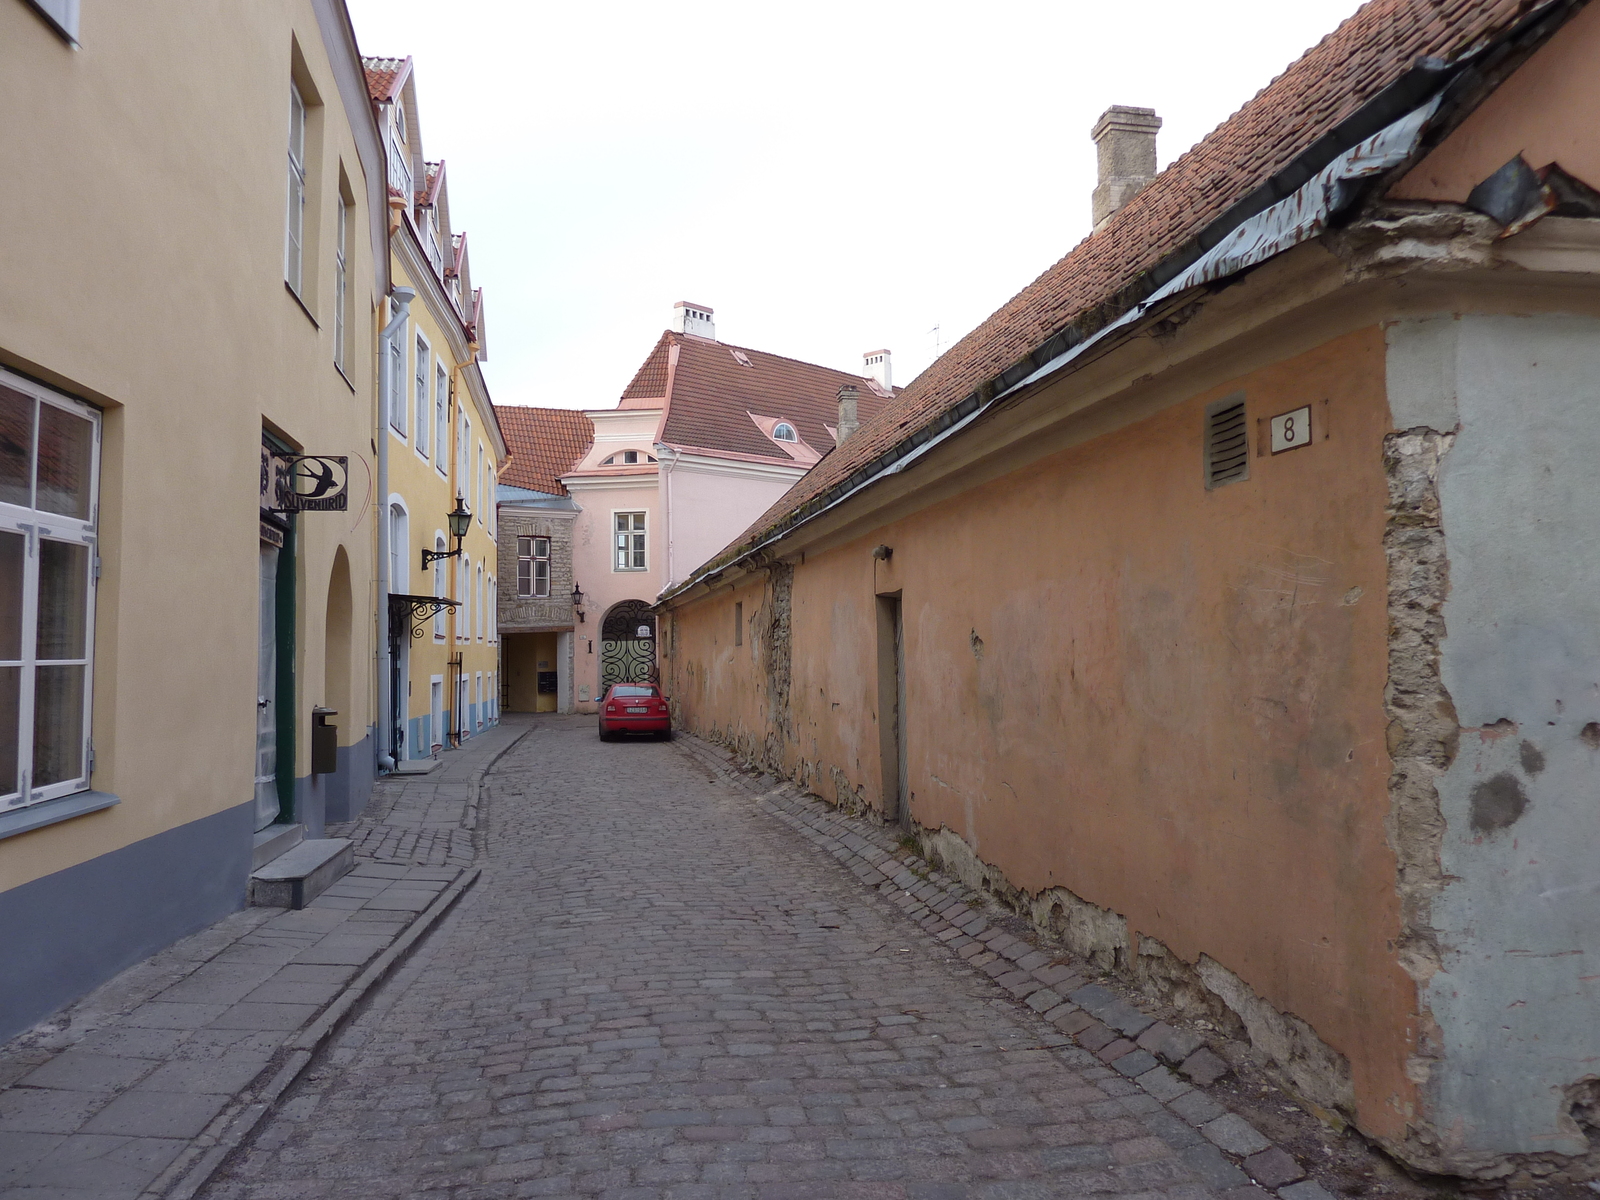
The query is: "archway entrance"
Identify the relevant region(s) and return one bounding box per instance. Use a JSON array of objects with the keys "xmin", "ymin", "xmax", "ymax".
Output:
[{"xmin": 600, "ymin": 600, "xmax": 656, "ymax": 692}]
